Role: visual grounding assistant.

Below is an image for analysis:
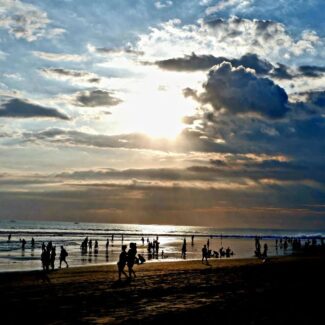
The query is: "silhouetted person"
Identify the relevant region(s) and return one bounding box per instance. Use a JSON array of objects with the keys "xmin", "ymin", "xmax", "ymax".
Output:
[
  {"xmin": 191, "ymin": 235, "xmax": 194, "ymax": 246},
  {"xmin": 21, "ymin": 238, "xmax": 26, "ymax": 250},
  {"xmin": 127, "ymin": 243, "xmax": 137, "ymax": 279},
  {"xmin": 41, "ymin": 247, "xmax": 50, "ymax": 271},
  {"xmin": 207, "ymin": 239, "xmax": 210, "ymax": 249},
  {"xmin": 141, "ymin": 237, "xmax": 145, "ymax": 245},
  {"xmin": 50, "ymin": 246, "xmax": 56, "ymax": 270},
  {"xmin": 89, "ymin": 239, "xmax": 92, "ymax": 251},
  {"xmin": 31, "ymin": 237, "xmax": 35, "ymax": 248},
  {"xmin": 7, "ymin": 234, "xmax": 11, "ymax": 242},
  {"xmin": 181, "ymin": 239, "xmax": 187, "ymax": 258},
  {"xmin": 59, "ymin": 246, "xmax": 69, "ymax": 268},
  {"xmin": 117, "ymin": 245, "xmax": 128, "ymax": 280},
  {"xmin": 263, "ymin": 243, "xmax": 268, "ymax": 258},
  {"xmin": 94, "ymin": 240, "xmax": 99, "ymax": 253},
  {"xmin": 202, "ymin": 244, "xmax": 208, "ymax": 264},
  {"xmin": 106, "ymin": 239, "xmax": 109, "ymax": 250}
]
